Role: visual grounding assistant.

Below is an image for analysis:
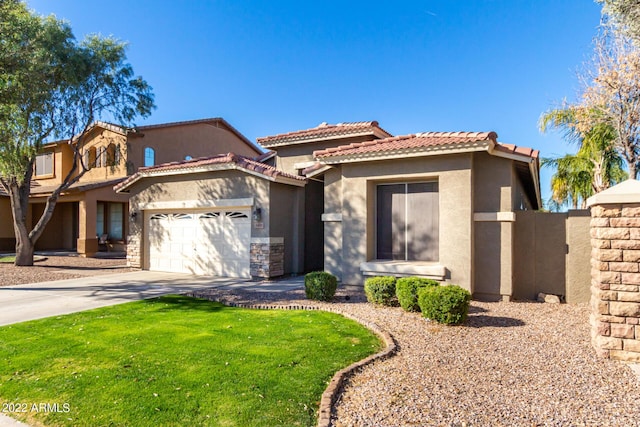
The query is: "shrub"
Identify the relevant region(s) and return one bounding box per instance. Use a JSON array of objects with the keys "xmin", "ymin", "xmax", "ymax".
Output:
[
  {"xmin": 418, "ymin": 285, "xmax": 471, "ymax": 325},
  {"xmin": 395, "ymin": 277, "xmax": 440, "ymax": 312},
  {"xmin": 364, "ymin": 276, "xmax": 398, "ymax": 306},
  {"xmin": 304, "ymin": 271, "xmax": 338, "ymax": 301}
]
